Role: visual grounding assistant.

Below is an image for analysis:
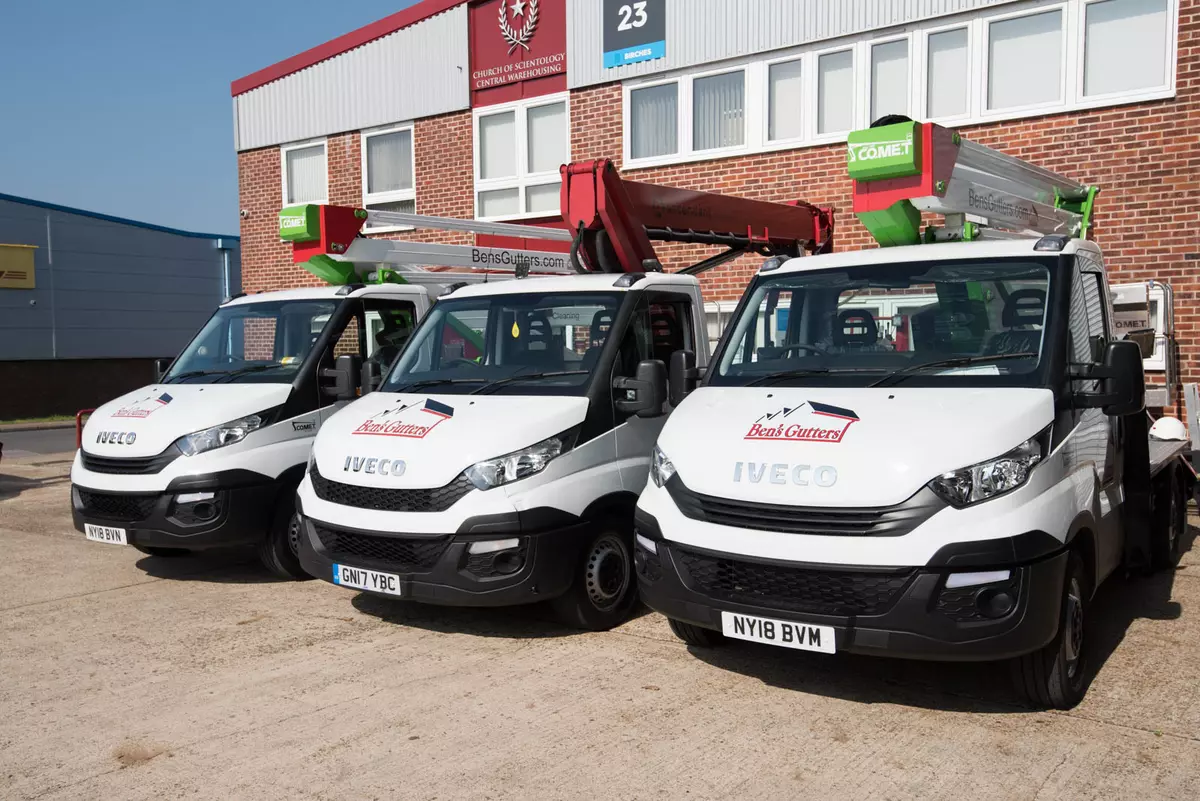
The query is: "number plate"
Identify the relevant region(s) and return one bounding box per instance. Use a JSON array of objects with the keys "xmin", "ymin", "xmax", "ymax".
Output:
[
  {"xmin": 84, "ymin": 524, "xmax": 128, "ymax": 545},
  {"xmin": 332, "ymin": 563, "xmax": 402, "ymax": 596},
  {"xmin": 720, "ymin": 611, "xmax": 835, "ymax": 654}
]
